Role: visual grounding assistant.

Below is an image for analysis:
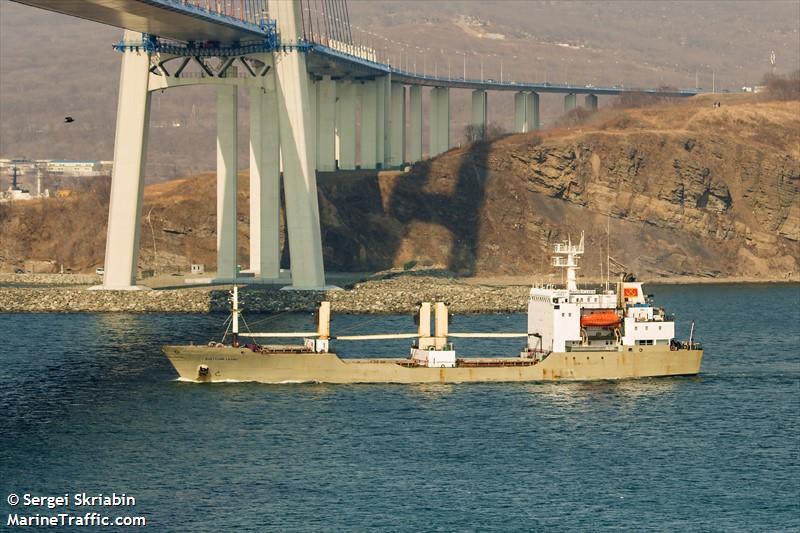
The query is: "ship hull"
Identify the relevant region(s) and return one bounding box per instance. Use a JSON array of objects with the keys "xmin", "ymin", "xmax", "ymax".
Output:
[{"xmin": 163, "ymin": 345, "xmax": 703, "ymax": 384}]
